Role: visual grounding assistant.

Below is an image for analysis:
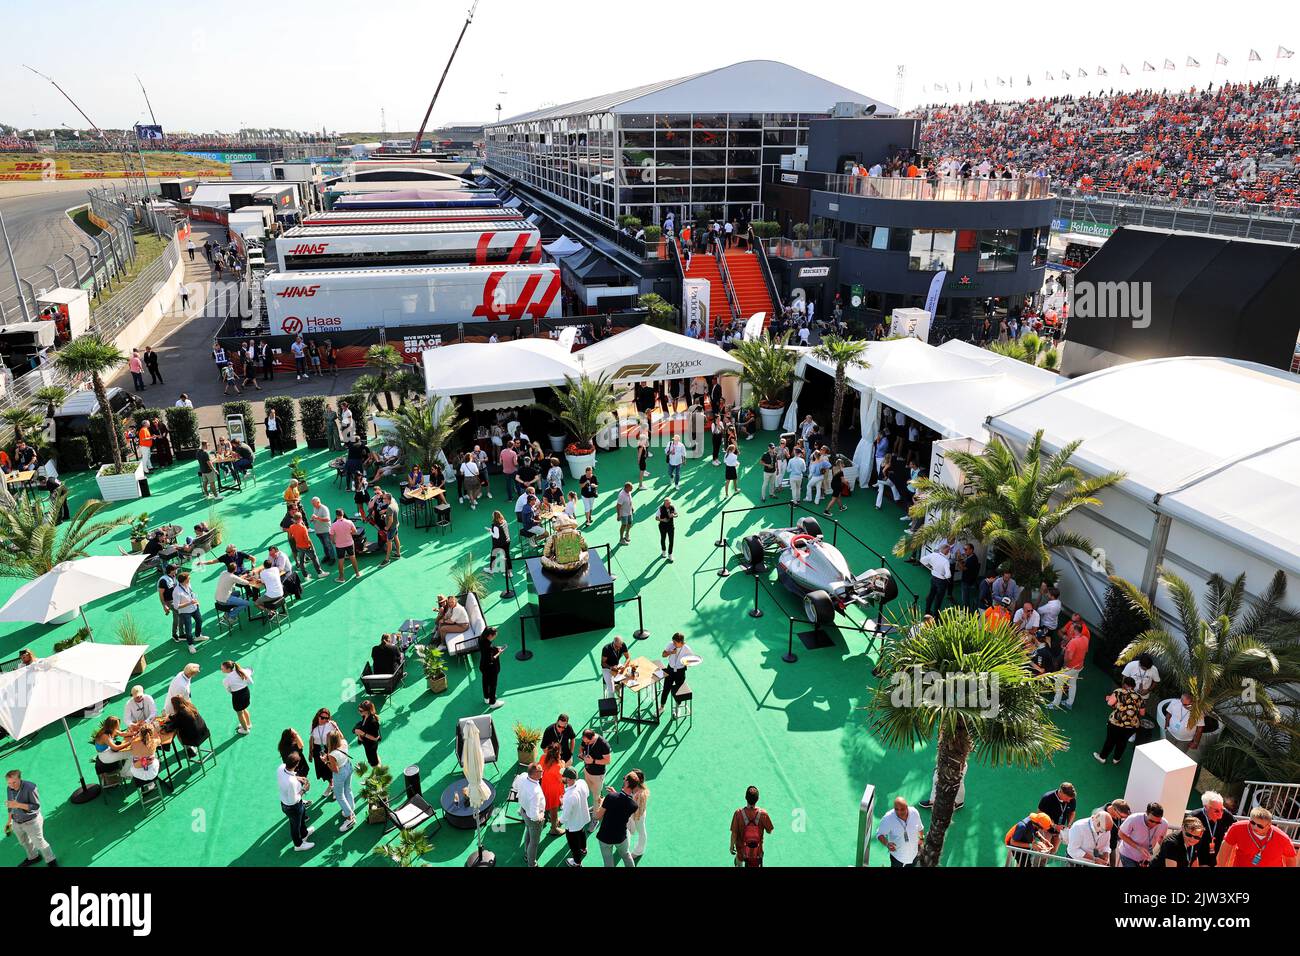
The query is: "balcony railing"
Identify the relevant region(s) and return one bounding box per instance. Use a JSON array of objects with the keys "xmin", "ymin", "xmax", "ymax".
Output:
[
  {"xmin": 824, "ymin": 173, "xmax": 1052, "ymax": 202},
  {"xmin": 765, "ymin": 238, "xmax": 836, "ymax": 259}
]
